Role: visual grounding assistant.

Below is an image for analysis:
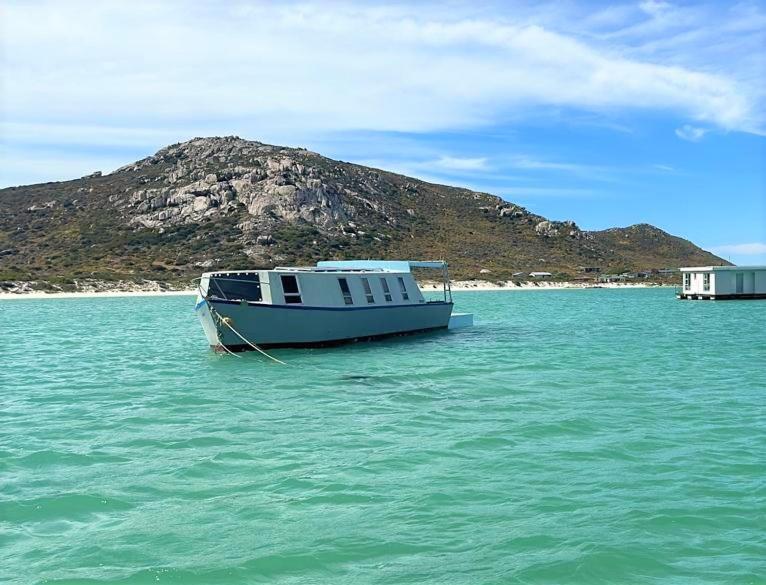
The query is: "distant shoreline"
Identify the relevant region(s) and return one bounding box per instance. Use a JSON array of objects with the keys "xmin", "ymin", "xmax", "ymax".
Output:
[
  {"xmin": 425, "ymin": 281, "xmax": 667, "ymax": 292},
  {"xmin": 0, "ymin": 289, "xmax": 195, "ymax": 300},
  {"xmin": 0, "ymin": 280, "xmax": 669, "ymax": 300}
]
